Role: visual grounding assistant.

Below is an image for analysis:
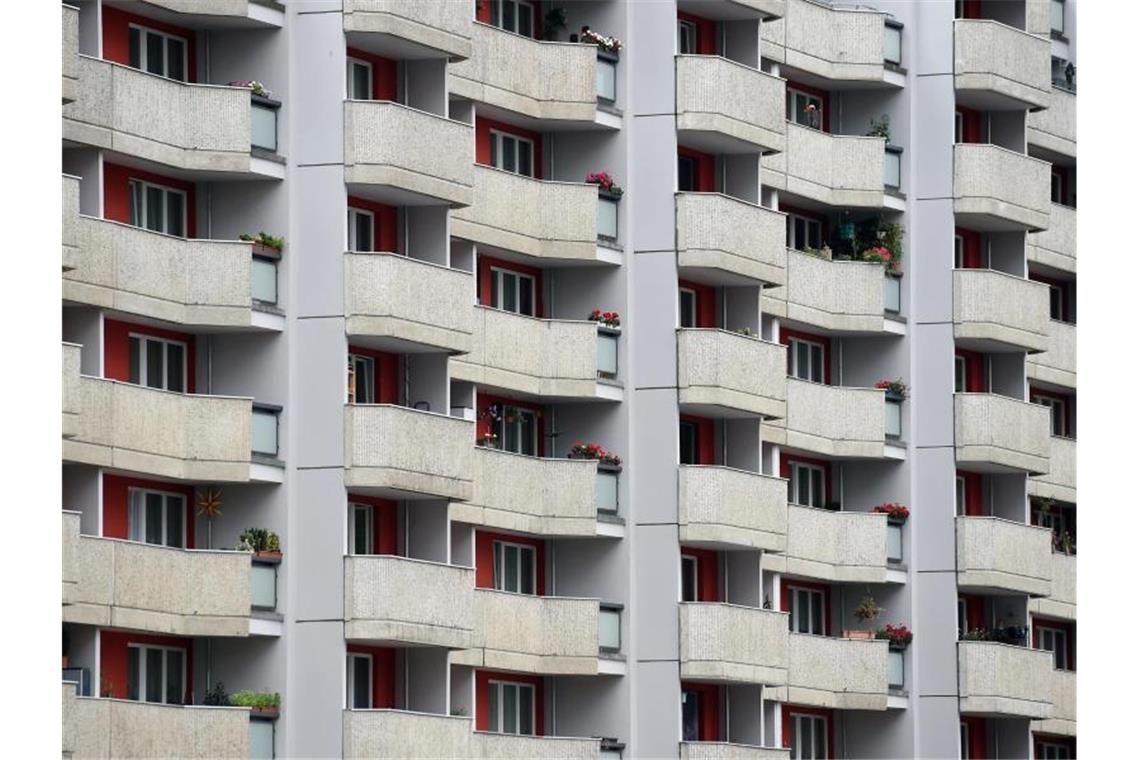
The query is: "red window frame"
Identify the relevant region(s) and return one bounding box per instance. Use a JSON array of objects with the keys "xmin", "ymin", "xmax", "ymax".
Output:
[
  {"xmin": 475, "ymin": 670, "xmax": 545, "ymax": 735},
  {"xmin": 954, "ymin": 349, "xmax": 986, "ymax": 393},
  {"xmin": 676, "ymin": 11, "xmax": 717, "ymax": 55},
  {"xmin": 680, "ymin": 681, "xmax": 721, "ymax": 742},
  {"xmin": 954, "ymin": 227, "xmax": 983, "ymax": 268},
  {"xmin": 1029, "ymin": 386, "xmax": 1075, "ymax": 439},
  {"xmin": 475, "ymin": 117, "xmax": 544, "ymax": 179},
  {"xmin": 781, "ymin": 579, "xmax": 832, "ymax": 636},
  {"xmin": 956, "ymin": 470, "xmax": 984, "ymax": 516},
  {"xmin": 476, "ymin": 393, "xmax": 545, "ymax": 455},
  {"xmin": 104, "ymin": 163, "xmax": 198, "ymax": 239},
  {"xmin": 677, "ymin": 146, "xmax": 717, "ymax": 192},
  {"xmin": 478, "ymin": 256, "xmax": 545, "ymax": 318},
  {"xmin": 780, "ymin": 328, "xmax": 831, "ymax": 385},
  {"xmin": 961, "ymin": 716, "xmax": 988, "ymax": 759},
  {"xmin": 780, "ymin": 453, "xmax": 832, "ymax": 509},
  {"xmin": 347, "ymin": 196, "xmax": 399, "ymax": 253},
  {"xmin": 680, "ymin": 547, "xmax": 720, "ymax": 602},
  {"xmin": 786, "ymin": 80, "xmax": 831, "ymax": 133},
  {"xmin": 347, "ymin": 494, "xmax": 398, "ymax": 556},
  {"xmin": 1031, "ymin": 617, "xmax": 1076, "ymax": 672},
  {"xmin": 678, "ymin": 279, "xmax": 717, "ymax": 328},
  {"xmin": 954, "ymin": 107, "xmax": 984, "ymax": 144},
  {"xmin": 101, "ymin": 473, "xmax": 196, "ymax": 546},
  {"xmin": 475, "ymin": 1, "xmax": 541, "ymax": 39},
  {"xmin": 102, "ymin": 7, "xmax": 197, "ymax": 82},
  {"xmin": 345, "ymin": 47, "xmax": 398, "ymax": 101},
  {"xmin": 347, "ymin": 345, "xmax": 400, "ymax": 405},
  {"xmin": 345, "ymin": 644, "xmax": 397, "ymax": 708},
  {"xmin": 781, "ymin": 704, "xmax": 834, "ymax": 758},
  {"xmin": 475, "ymin": 530, "xmax": 546, "ymax": 595},
  {"xmin": 679, "ymin": 414, "xmax": 715, "ymax": 466},
  {"xmin": 103, "ymin": 319, "xmax": 197, "ymax": 394},
  {"xmin": 99, "ymin": 630, "xmax": 193, "ymax": 702}
]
